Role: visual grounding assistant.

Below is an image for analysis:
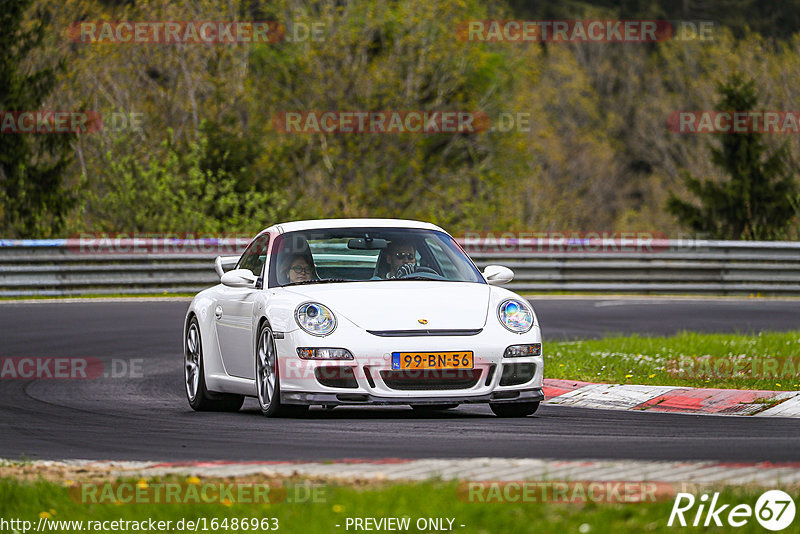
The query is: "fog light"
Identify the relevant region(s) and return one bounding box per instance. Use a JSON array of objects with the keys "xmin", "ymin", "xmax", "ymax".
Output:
[
  {"xmin": 297, "ymin": 348, "xmax": 354, "ymax": 360},
  {"xmin": 503, "ymin": 344, "xmax": 541, "ymax": 358}
]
